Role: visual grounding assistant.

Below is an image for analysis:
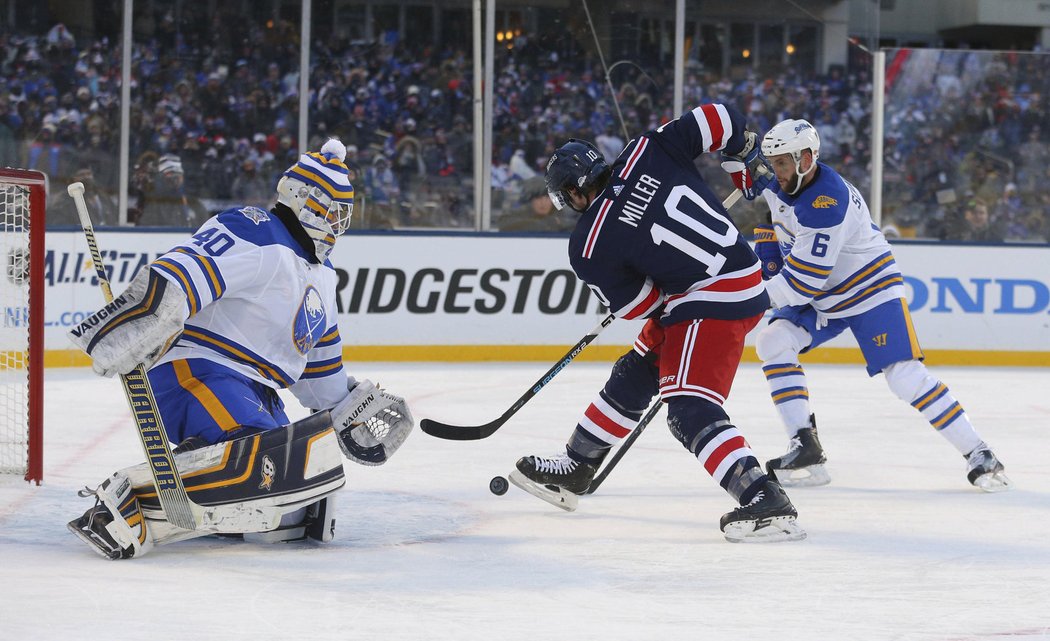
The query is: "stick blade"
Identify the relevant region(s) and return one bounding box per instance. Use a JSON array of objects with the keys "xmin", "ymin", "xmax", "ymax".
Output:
[{"xmin": 419, "ymin": 417, "xmax": 504, "ymax": 441}]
